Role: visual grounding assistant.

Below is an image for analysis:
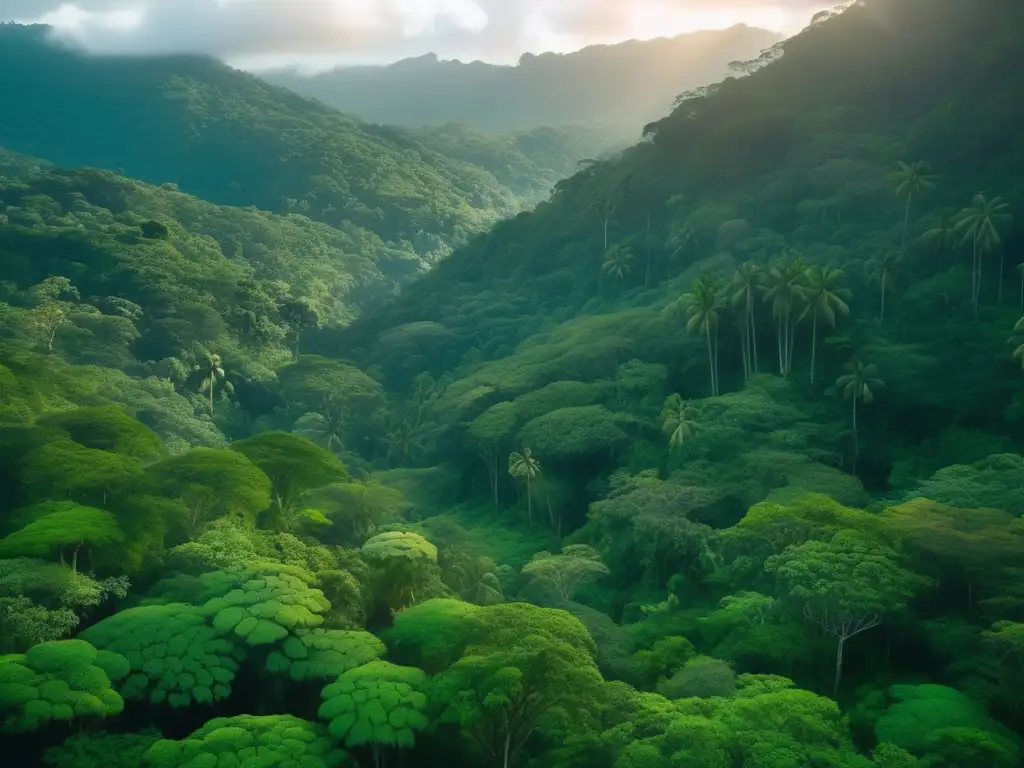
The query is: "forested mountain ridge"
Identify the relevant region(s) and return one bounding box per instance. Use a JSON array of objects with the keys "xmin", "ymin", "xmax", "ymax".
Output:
[
  {"xmin": 263, "ymin": 24, "xmax": 783, "ymax": 137},
  {"xmin": 0, "ymin": 23, "xmax": 593, "ymax": 265},
  {"xmin": 5, "ymin": 1, "xmax": 1024, "ymax": 766},
  {"xmin": 338, "ymin": 0, "xmax": 1024, "ymax": 450}
]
